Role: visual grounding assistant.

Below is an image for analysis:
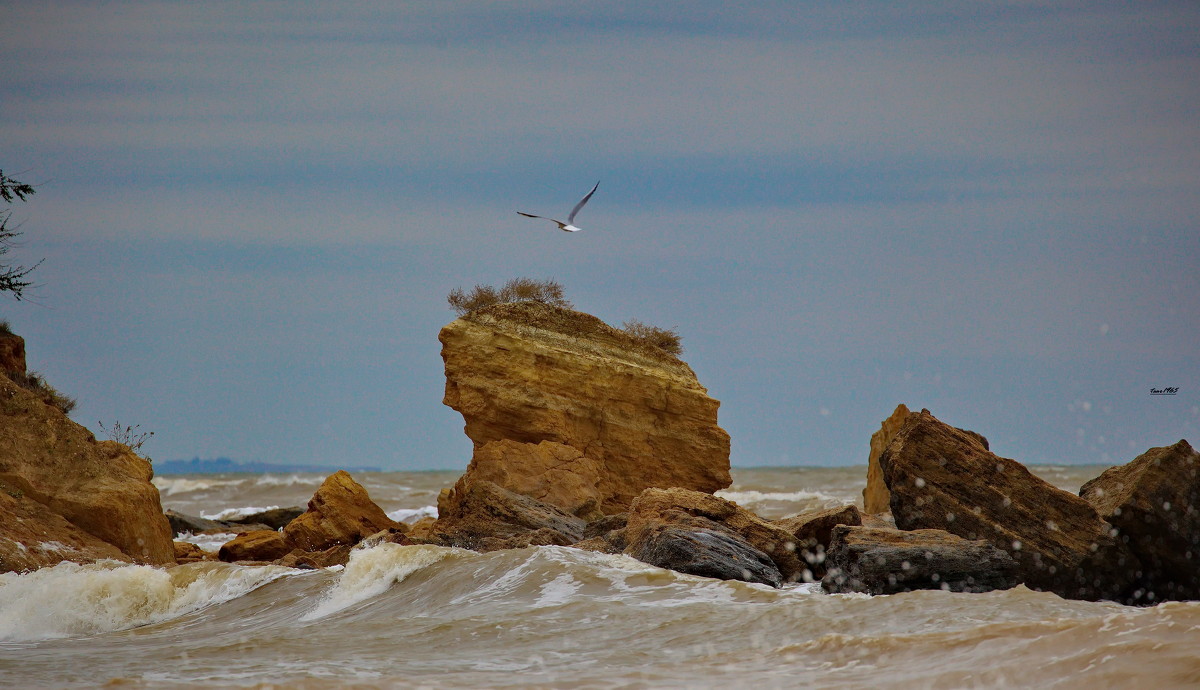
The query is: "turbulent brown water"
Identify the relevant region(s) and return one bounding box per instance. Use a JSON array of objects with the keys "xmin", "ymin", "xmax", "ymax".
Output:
[{"xmin": 3, "ymin": 466, "xmax": 1199, "ymax": 689}]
